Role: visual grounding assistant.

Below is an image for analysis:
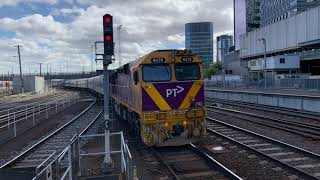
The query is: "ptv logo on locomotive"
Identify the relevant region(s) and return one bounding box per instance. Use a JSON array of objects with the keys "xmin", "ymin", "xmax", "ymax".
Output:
[{"xmin": 166, "ymin": 86, "xmax": 184, "ymax": 98}]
